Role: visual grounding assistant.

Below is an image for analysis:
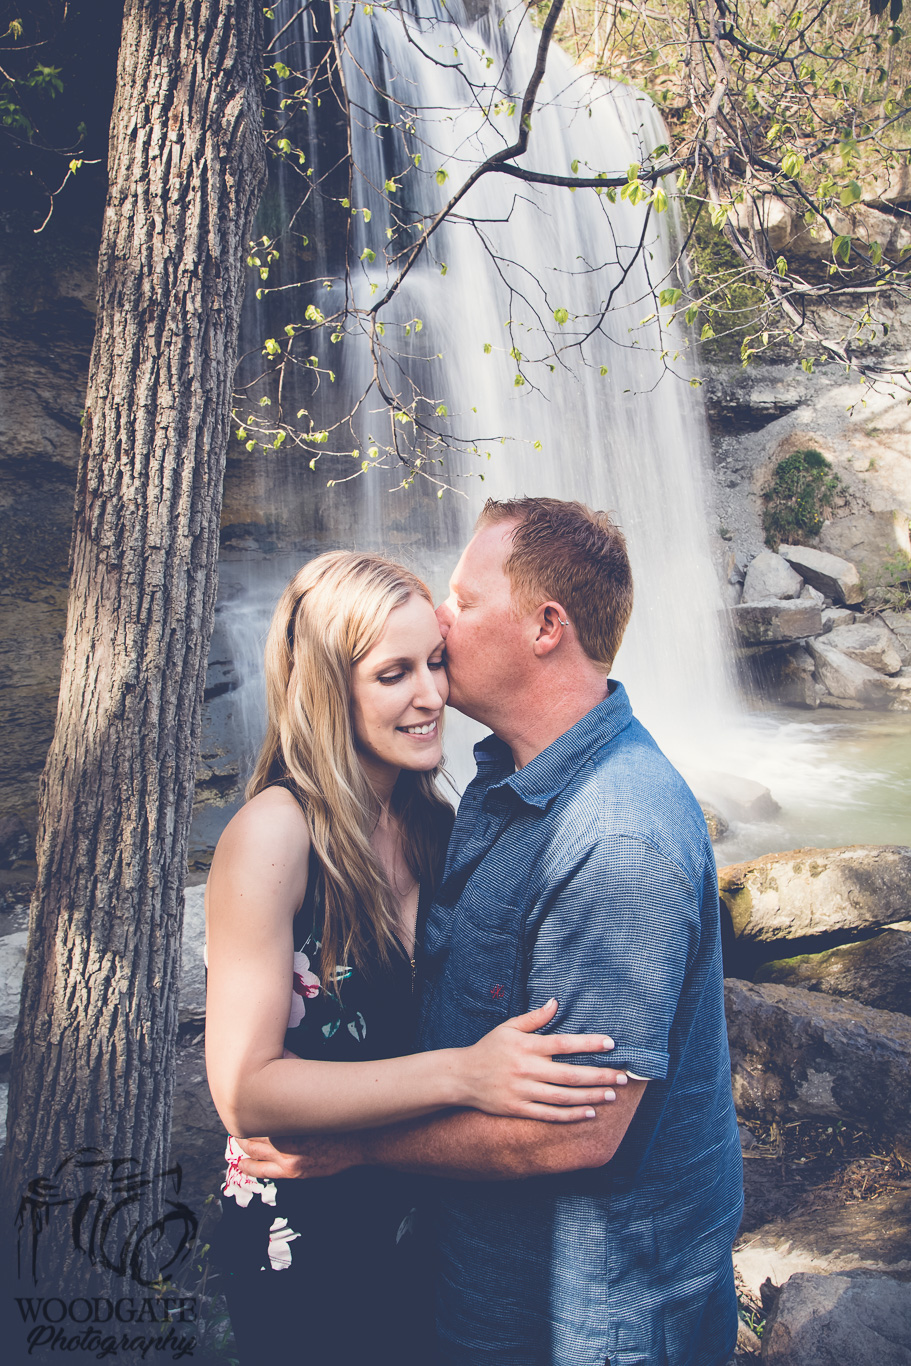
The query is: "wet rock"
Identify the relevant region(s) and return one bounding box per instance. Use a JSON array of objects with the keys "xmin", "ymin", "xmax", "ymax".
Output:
[
  {"xmin": 760, "ymin": 1271, "xmax": 911, "ymax": 1366},
  {"xmin": 874, "ymin": 668, "xmax": 911, "ymax": 712},
  {"xmin": 819, "ymin": 509, "xmax": 911, "ymax": 585},
  {"xmin": 724, "ymin": 979, "xmax": 911, "ymax": 1140},
  {"xmin": 730, "ymin": 599, "xmax": 823, "ymax": 645},
  {"xmin": 0, "ymin": 929, "xmax": 27, "ymax": 1054},
  {"xmin": 741, "ymin": 550, "xmax": 804, "ymax": 604},
  {"xmin": 701, "ymin": 803, "xmax": 729, "ymax": 841},
  {"xmin": 779, "ymin": 545, "xmax": 863, "ymax": 606},
  {"xmin": 826, "ymin": 623, "xmax": 903, "ymax": 676},
  {"xmin": 754, "ymin": 927, "xmax": 911, "ymax": 1015},
  {"xmin": 808, "ymin": 637, "xmax": 885, "ymax": 705},
  {"xmin": 718, "ymin": 845, "xmax": 911, "ymax": 947},
  {"xmin": 777, "ymin": 643, "xmax": 817, "ymax": 708},
  {"xmin": 701, "ymin": 773, "xmax": 780, "ymax": 822}
]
